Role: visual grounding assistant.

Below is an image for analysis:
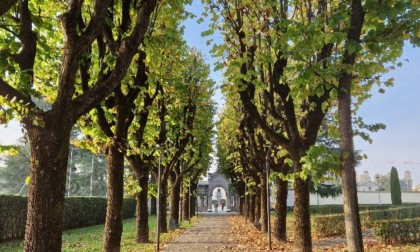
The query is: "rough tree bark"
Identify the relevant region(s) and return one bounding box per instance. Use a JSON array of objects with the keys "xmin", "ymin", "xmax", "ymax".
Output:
[
  {"xmin": 240, "ymin": 195, "xmax": 245, "ymax": 215},
  {"xmin": 169, "ymin": 172, "xmax": 181, "ymax": 229},
  {"xmin": 24, "ymin": 121, "xmax": 73, "ymax": 252},
  {"xmin": 293, "ymin": 176, "xmax": 312, "ymax": 251},
  {"xmin": 249, "ymin": 189, "xmax": 255, "ymax": 224},
  {"xmin": 338, "ymin": 0, "xmax": 365, "ymax": 251},
  {"xmin": 182, "ymin": 187, "xmax": 190, "ymax": 221},
  {"xmin": 274, "ymin": 177, "xmax": 288, "ymax": 242},
  {"xmin": 103, "ymin": 137, "xmax": 126, "ymax": 252},
  {"xmin": 158, "ymin": 182, "xmax": 169, "ymax": 233},
  {"xmin": 254, "ymin": 187, "xmax": 261, "ymax": 228},
  {"xmin": 260, "ymin": 172, "xmax": 268, "ymax": 233},
  {"xmin": 190, "ymin": 183, "xmax": 198, "ymax": 217},
  {"xmin": 135, "ymin": 170, "xmax": 149, "ymax": 242}
]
